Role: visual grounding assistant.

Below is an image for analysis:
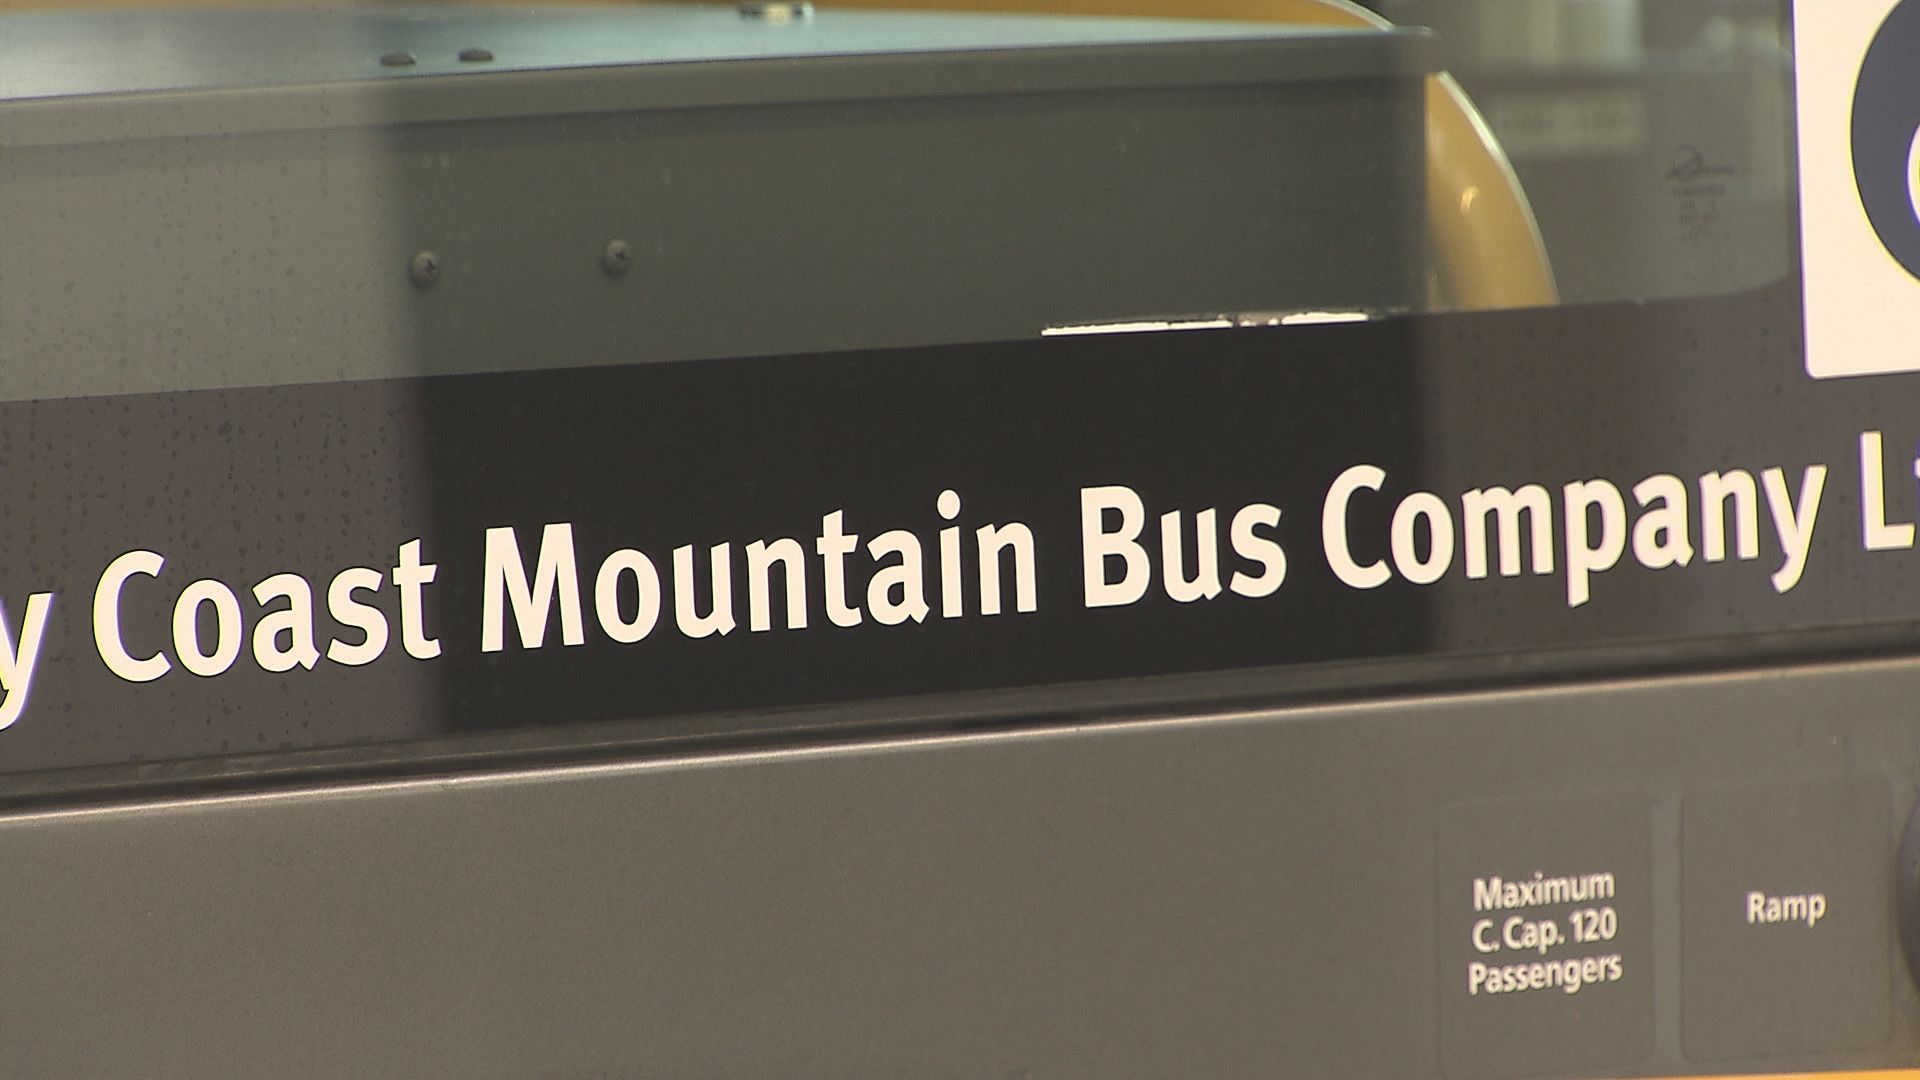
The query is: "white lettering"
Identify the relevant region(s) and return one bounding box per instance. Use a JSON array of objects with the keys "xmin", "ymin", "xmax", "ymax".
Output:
[
  {"xmin": 745, "ymin": 538, "xmax": 808, "ymax": 633},
  {"xmin": 673, "ymin": 543, "xmax": 737, "ymax": 639},
  {"xmin": 1563, "ymin": 479, "xmax": 1626, "ymax": 608},
  {"xmin": 938, "ymin": 490, "xmax": 964, "ymax": 619},
  {"xmin": 977, "ymin": 522, "xmax": 1038, "ymax": 615},
  {"xmin": 251, "ymin": 573, "xmax": 321, "ymax": 673},
  {"xmin": 1631, "ymin": 474, "xmax": 1695, "ymax": 570},
  {"xmin": 1746, "ymin": 890, "xmax": 1828, "ymax": 927},
  {"xmin": 1161, "ymin": 510, "xmax": 1222, "ymax": 603},
  {"xmin": 1700, "ymin": 470, "xmax": 1761, "ymax": 563},
  {"xmin": 817, "ymin": 511, "xmax": 864, "ymax": 628},
  {"xmin": 1228, "ymin": 503, "xmax": 1287, "ymax": 598},
  {"xmin": 866, "ymin": 530, "xmax": 929, "ymax": 626},
  {"xmin": 326, "ymin": 567, "xmax": 389, "ymax": 667},
  {"xmin": 172, "ymin": 578, "xmax": 243, "ymax": 678},
  {"xmin": 1462, "ymin": 485, "xmax": 1553, "ymax": 580},
  {"xmin": 1324, "ymin": 465, "xmax": 1391, "ymax": 590},
  {"xmin": 1763, "ymin": 465, "xmax": 1827, "ymax": 593},
  {"xmin": 1861, "ymin": 431, "xmax": 1915, "ymax": 551},
  {"xmin": 482, "ymin": 523, "xmax": 585, "ymax": 652},
  {"xmin": 0, "ymin": 592, "xmax": 54, "ymax": 731},
  {"xmin": 94, "ymin": 550, "xmax": 170, "ymax": 683},
  {"xmin": 594, "ymin": 549, "xmax": 662, "ymax": 644},
  {"xmin": 1082, "ymin": 486, "xmax": 1150, "ymax": 608},
  {"xmin": 391, "ymin": 539, "xmax": 441, "ymax": 660},
  {"xmin": 1391, "ymin": 491, "xmax": 1455, "ymax": 586}
]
